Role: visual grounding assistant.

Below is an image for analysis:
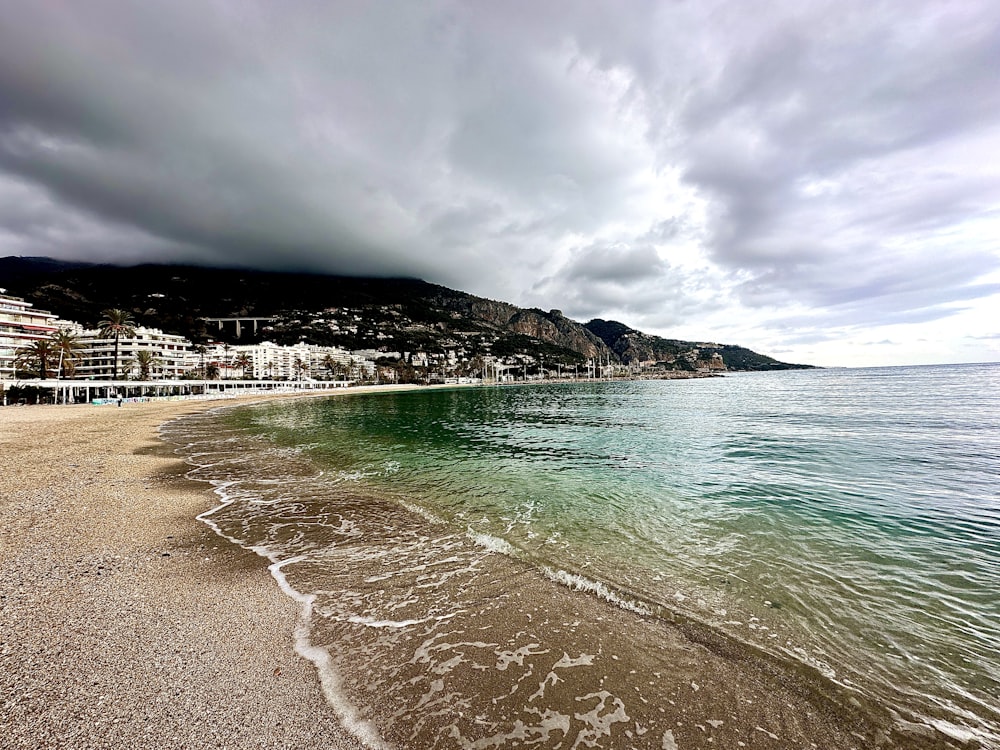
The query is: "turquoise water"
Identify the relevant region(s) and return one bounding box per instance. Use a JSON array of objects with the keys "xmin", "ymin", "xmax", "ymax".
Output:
[{"xmin": 169, "ymin": 364, "xmax": 1000, "ymax": 748}]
